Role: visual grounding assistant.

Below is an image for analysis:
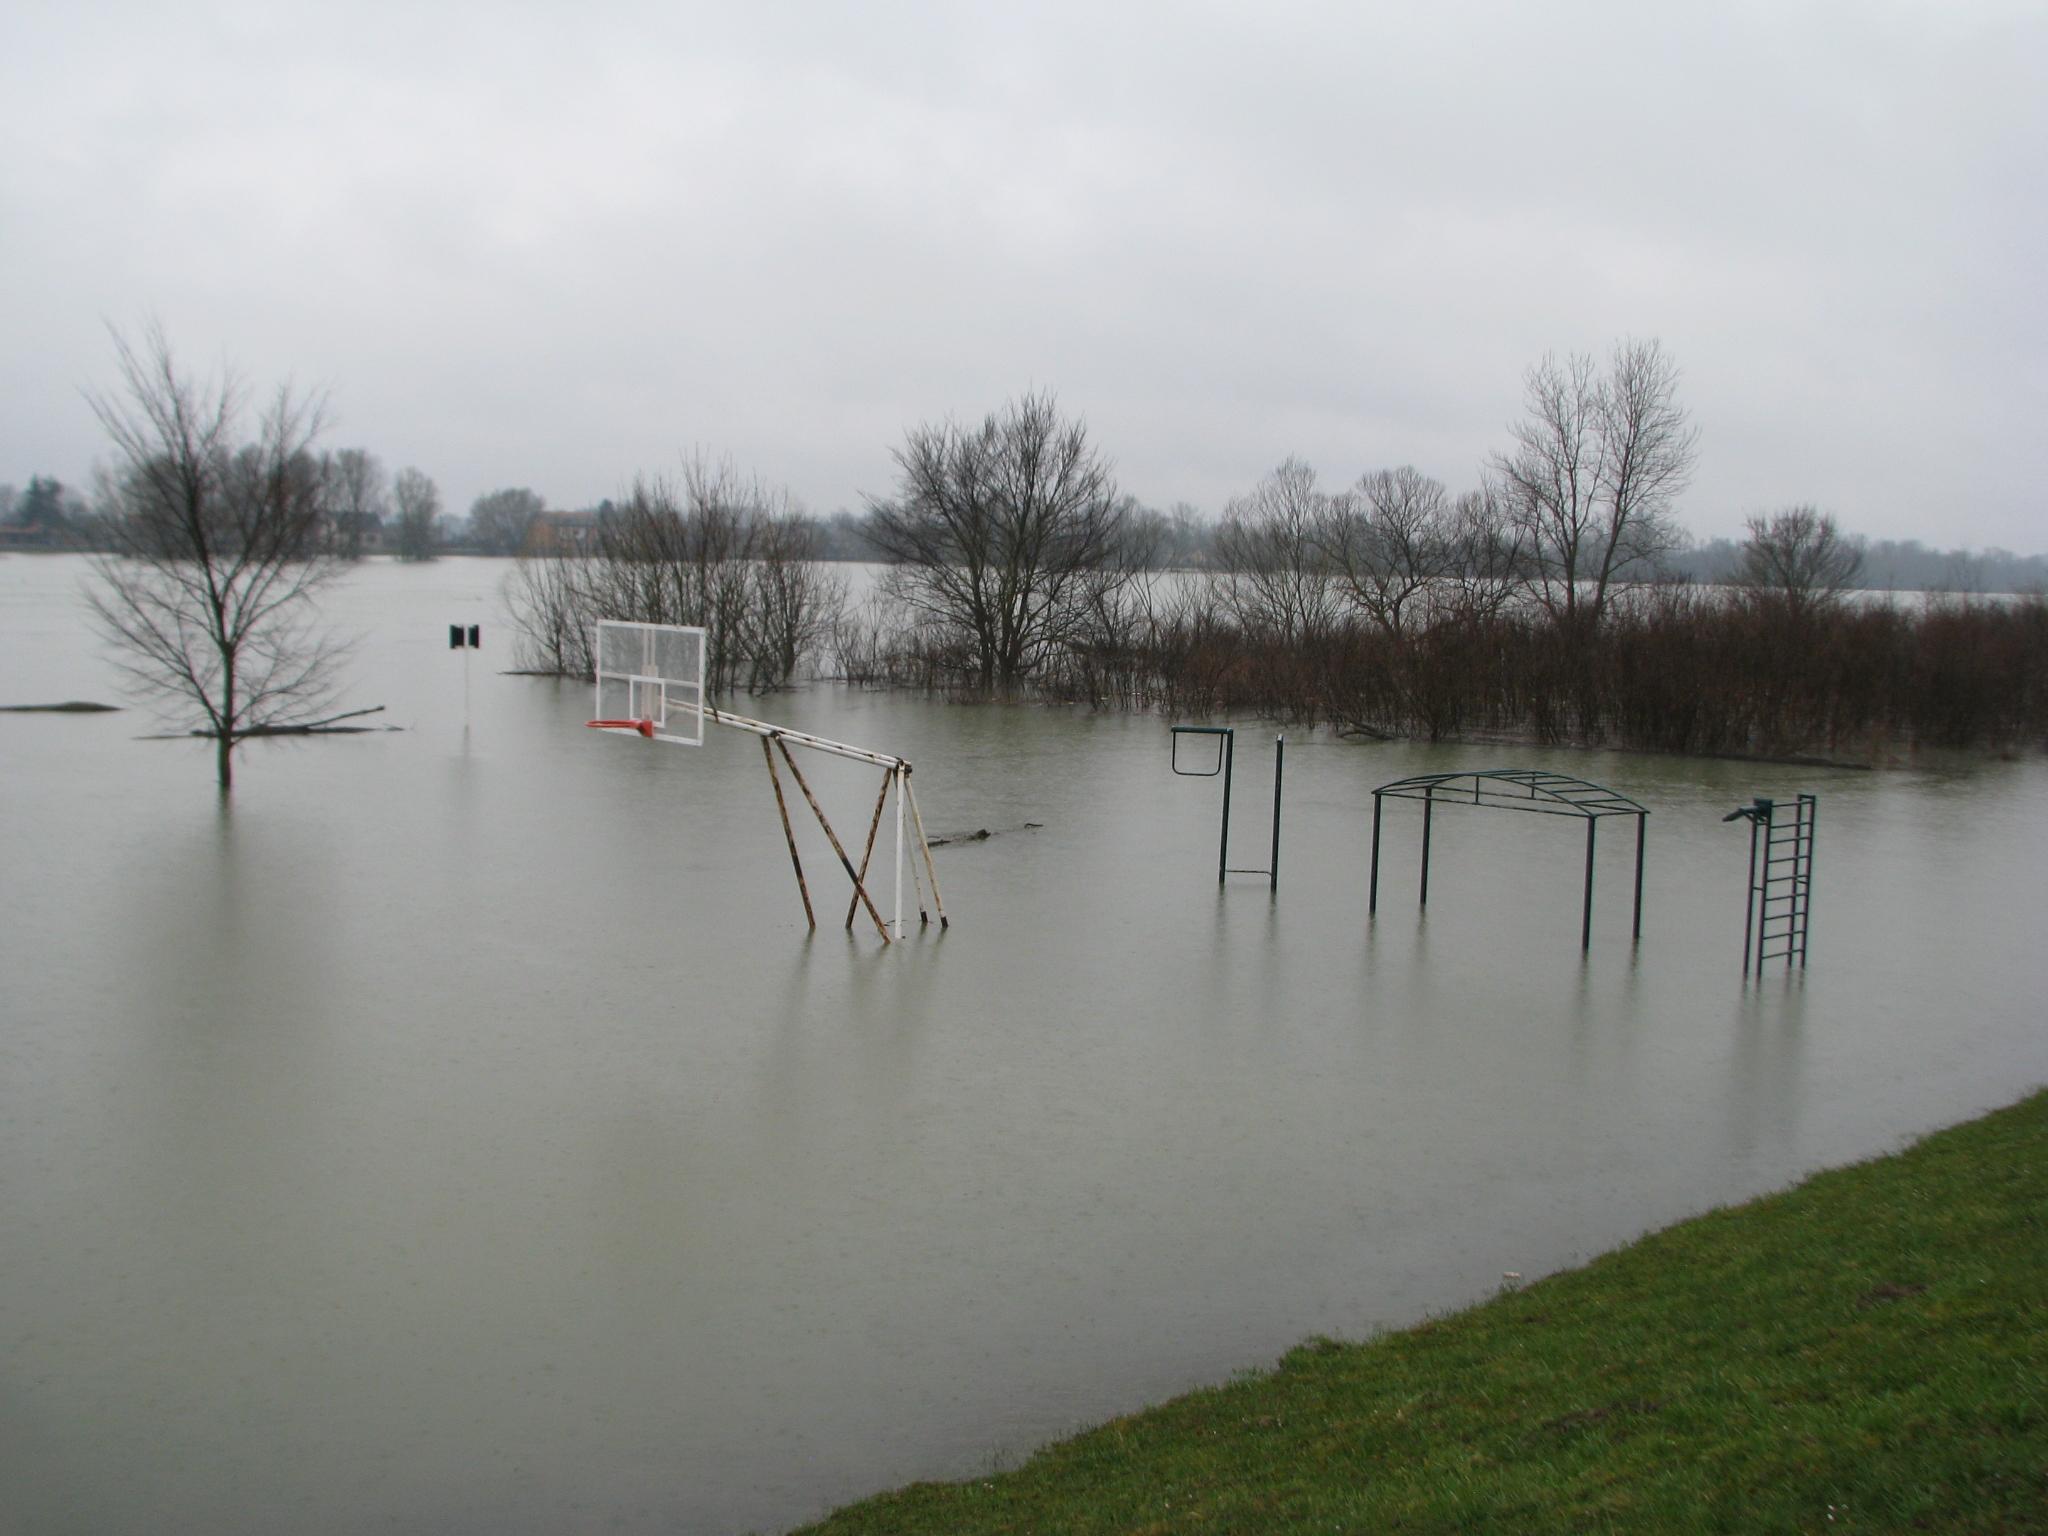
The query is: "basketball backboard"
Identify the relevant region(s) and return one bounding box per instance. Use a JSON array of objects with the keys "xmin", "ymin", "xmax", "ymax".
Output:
[{"xmin": 592, "ymin": 620, "xmax": 706, "ymax": 745}]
